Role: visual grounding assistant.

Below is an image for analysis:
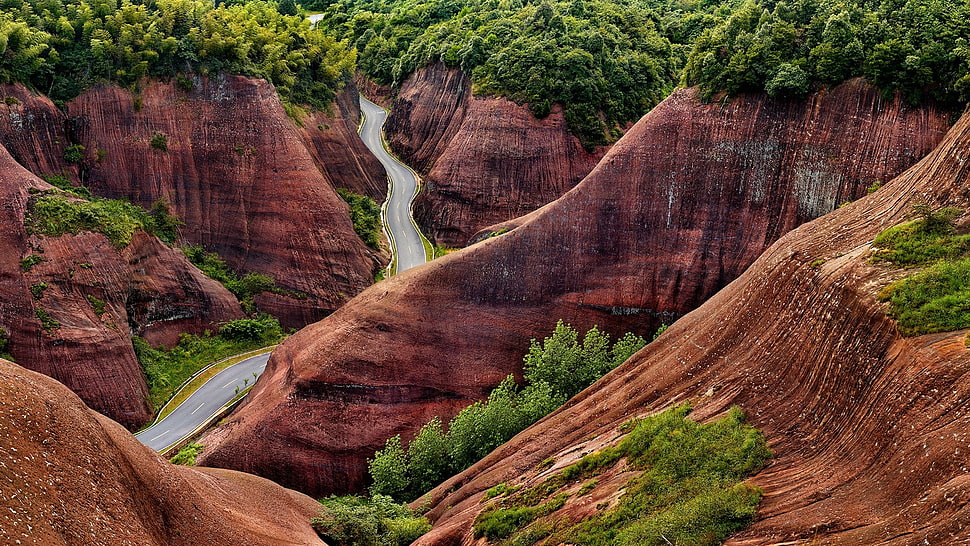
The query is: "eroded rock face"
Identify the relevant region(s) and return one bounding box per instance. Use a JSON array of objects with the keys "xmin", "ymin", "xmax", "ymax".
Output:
[
  {"xmin": 416, "ymin": 102, "xmax": 970, "ymax": 546},
  {"xmin": 0, "ymin": 359, "xmax": 323, "ymax": 545},
  {"xmin": 67, "ymin": 75, "xmax": 382, "ymax": 328},
  {"xmin": 386, "ymin": 63, "xmax": 606, "ymax": 247},
  {"xmin": 198, "ymin": 81, "xmax": 948, "ymax": 497},
  {"xmin": 299, "ymin": 83, "xmax": 388, "ymax": 202},
  {"xmin": 0, "ymin": 144, "xmax": 243, "ymax": 429},
  {"xmin": 0, "ymin": 84, "xmax": 72, "ymax": 178}
]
